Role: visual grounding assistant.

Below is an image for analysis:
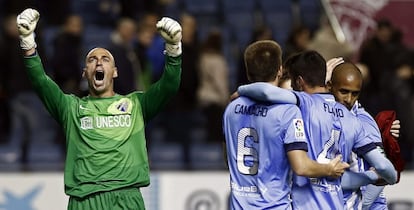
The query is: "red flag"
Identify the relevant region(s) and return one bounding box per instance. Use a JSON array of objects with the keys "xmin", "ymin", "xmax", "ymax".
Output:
[{"xmin": 326, "ymin": 0, "xmax": 389, "ymax": 50}]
